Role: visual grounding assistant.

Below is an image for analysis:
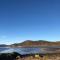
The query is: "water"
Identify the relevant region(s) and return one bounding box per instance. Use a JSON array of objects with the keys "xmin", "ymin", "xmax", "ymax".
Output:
[
  {"xmin": 0, "ymin": 47, "xmax": 43, "ymax": 55},
  {"xmin": 0, "ymin": 46, "xmax": 60, "ymax": 55},
  {"xmin": 14, "ymin": 47, "xmax": 42, "ymax": 55},
  {"xmin": 0, "ymin": 47, "xmax": 10, "ymax": 52}
]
